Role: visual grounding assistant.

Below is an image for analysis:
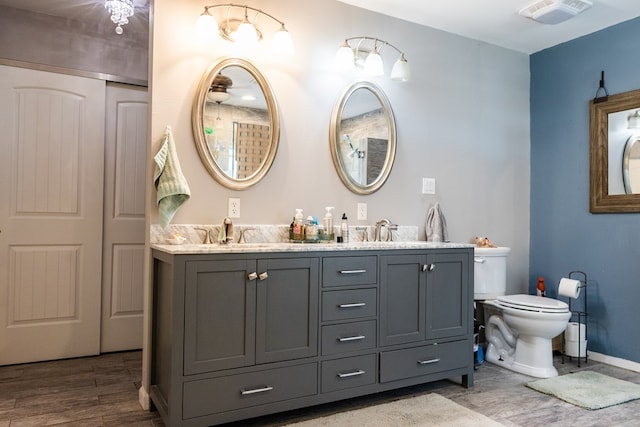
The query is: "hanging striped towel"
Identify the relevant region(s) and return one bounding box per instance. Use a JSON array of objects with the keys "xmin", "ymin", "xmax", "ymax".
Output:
[{"xmin": 154, "ymin": 126, "xmax": 191, "ymax": 227}]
